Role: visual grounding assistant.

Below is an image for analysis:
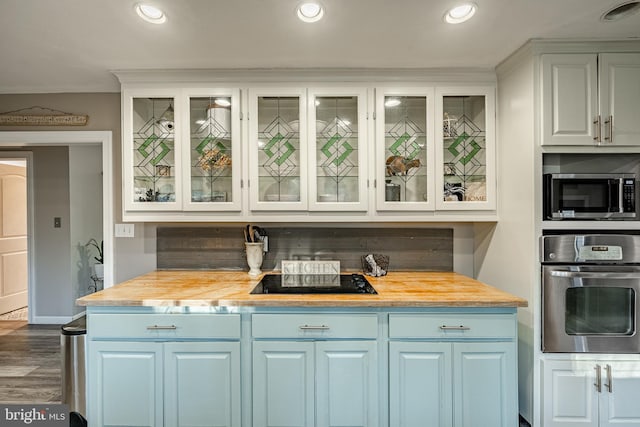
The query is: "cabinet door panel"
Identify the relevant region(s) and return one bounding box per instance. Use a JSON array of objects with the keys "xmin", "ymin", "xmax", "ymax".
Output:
[
  {"xmin": 599, "ymin": 53, "xmax": 640, "ymax": 146},
  {"xmin": 453, "ymin": 342, "xmax": 517, "ymax": 427},
  {"xmin": 600, "ymin": 362, "xmax": 640, "ymax": 427},
  {"xmin": 89, "ymin": 341, "xmax": 163, "ymax": 427},
  {"xmin": 316, "ymin": 341, "xmax": 378, "ymax": 427},
  {"xmin": 253, "ymin": 341, "xmax": 314, "ymax": 427},
  {"xmin": 165, "ymin": 342, "xmax": 240, "ymax": 427},
  {"xmin": 541, "ymin": 360, "xmax": 598, "ymax": 427},
  {"xmin": 389, "ymin": 342, "xmax": 452, "ymax": 427},
  {"xmin": 541, "ymin": 54, "xmax": 598, "ymax": 145}
]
